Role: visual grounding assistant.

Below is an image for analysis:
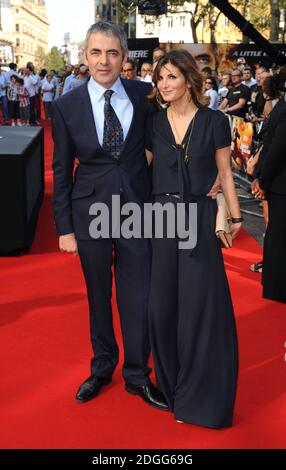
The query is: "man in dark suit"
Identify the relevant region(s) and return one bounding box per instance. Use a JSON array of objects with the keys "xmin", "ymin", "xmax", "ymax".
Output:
[
  {"xmin": 251, "ymin": 68, "xmax": 286, "ymax": 302},
  {"xmin": 52, "ymin": 21, "xmax": 168, "ymax": 410}
]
